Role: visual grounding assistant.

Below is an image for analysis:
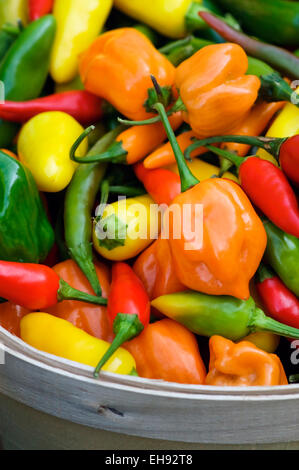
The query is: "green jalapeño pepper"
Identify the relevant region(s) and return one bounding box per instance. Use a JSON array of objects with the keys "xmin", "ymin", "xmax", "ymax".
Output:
[
  {"xmin": 264, "ymin": 220, "xmax": 299, "ymax": 298},
  {"xmin": 151, "ymin": 291, "xmax": 299, "ymax": 341},
  {"xmin": 0, "ymin": 14, "xmax": 56, "ymax": 147},
  {"xmin": 0, "ymin": 150, "xmax": 54, "ymax": 263}
]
